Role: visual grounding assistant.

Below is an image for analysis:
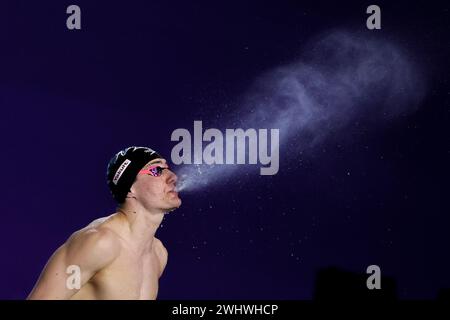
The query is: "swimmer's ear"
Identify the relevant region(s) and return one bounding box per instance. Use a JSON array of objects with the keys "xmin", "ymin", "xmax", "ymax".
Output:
[{"xmin": 126, "ymin": 188, "xmax": 137, "ymax": 200}]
